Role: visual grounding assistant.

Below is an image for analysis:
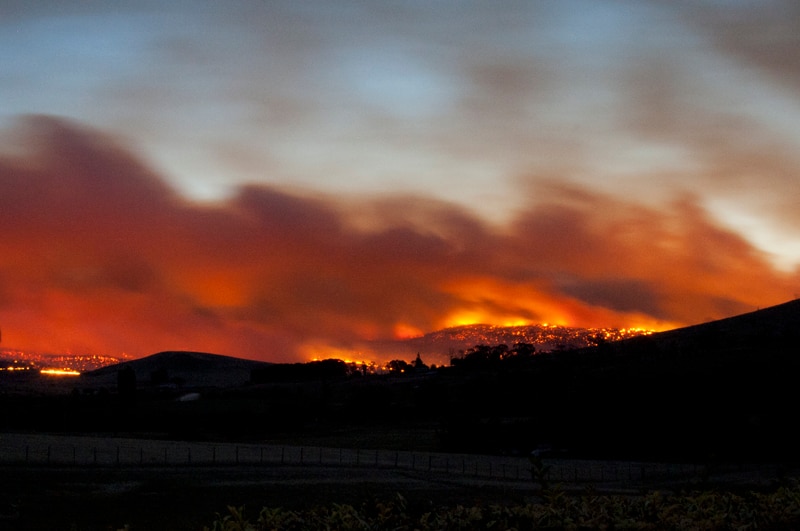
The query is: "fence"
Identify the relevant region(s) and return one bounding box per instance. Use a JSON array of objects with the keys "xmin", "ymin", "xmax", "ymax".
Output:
[
  {"xmin": 0, "ymin": 433, "xmax": 781, "ymax": 485},
  {"xmin": 0, "ymin": 435, "xmax": 531, "ymax": 479}
]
